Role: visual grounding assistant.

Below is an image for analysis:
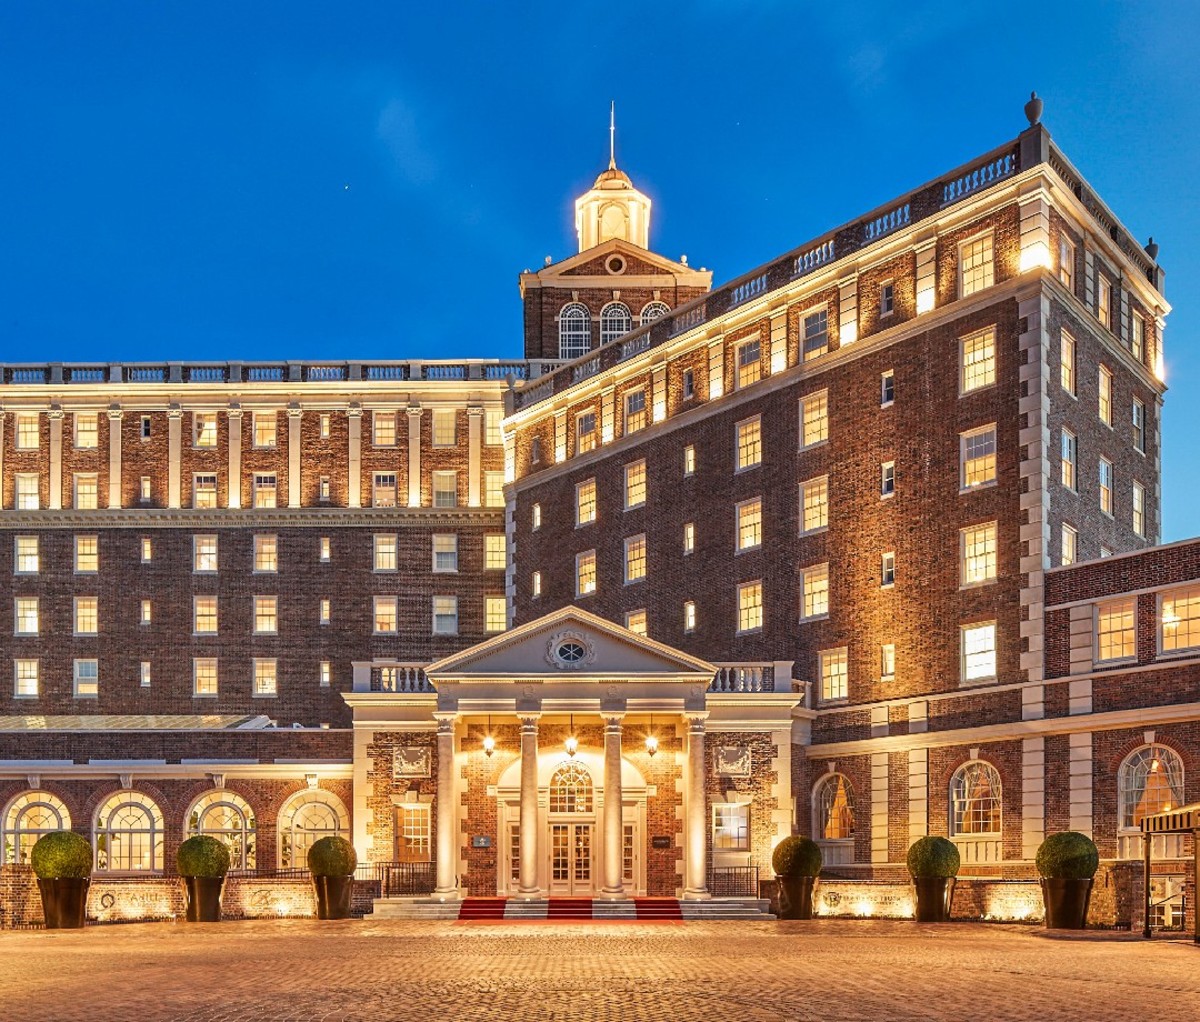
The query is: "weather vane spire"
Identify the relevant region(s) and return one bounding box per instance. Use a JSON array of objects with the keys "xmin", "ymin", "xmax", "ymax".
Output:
[{"xmin": 609, "ymin": 101, "xmax": 616, "ymax": 170}]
